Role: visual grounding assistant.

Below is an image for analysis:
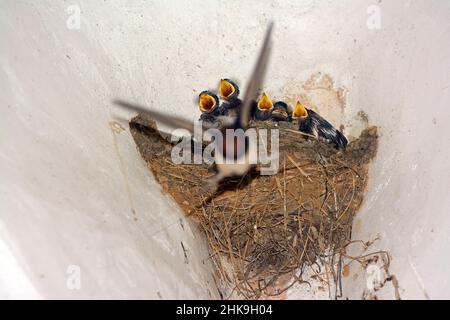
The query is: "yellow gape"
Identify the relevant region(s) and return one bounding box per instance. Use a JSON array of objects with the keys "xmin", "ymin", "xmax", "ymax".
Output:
[
  {"xmin": 292, "ymin": 101, "xmax": 308, "ymax": 119},
  {"xmin": 199, "ymin": 93, "xmax": 217, "ymax": 113},
  {"xmin": 257, "ymin": 93, "xmax": 274, "ymax": 110},
  {"xmin": 219, "ymin": 79, "xmax": 236, "ymax": 100}
]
